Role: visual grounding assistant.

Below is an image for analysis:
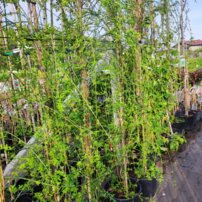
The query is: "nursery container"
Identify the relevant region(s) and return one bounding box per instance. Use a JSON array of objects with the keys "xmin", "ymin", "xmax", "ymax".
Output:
[
  {"xmin": 104, "ymin": 179, "xmax": 142, "ymax": 202},
  {"xmin": 138, "ymin": 178, "xmax": 158, "ymax": 197}
]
